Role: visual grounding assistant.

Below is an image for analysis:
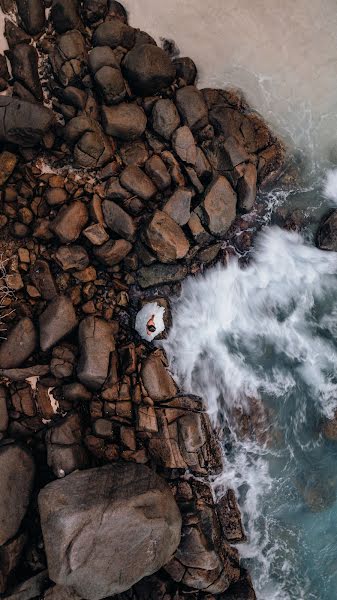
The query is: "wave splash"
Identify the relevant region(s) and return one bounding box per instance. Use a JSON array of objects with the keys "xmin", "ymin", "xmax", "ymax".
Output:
[{"xmin": 163, "ymin": 219, "xmax": 337, "ymax": 599}]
